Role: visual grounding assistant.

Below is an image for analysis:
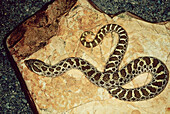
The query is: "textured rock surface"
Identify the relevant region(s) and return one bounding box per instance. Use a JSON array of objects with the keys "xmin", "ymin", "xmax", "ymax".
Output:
[
  {"xmin": 6, "ymin": 0, "xmax": 77, "ymax": 62},
  {"xmin": 6, "ymin": 0, "xmax": 170, "ymax": 113}
]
